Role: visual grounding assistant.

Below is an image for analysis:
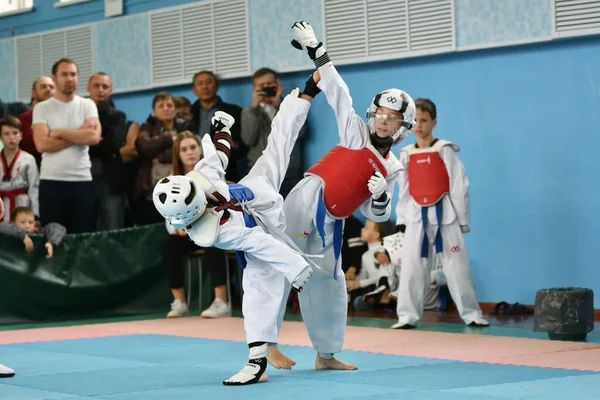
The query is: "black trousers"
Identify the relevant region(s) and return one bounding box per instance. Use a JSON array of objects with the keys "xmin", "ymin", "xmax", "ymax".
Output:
[
  {"xmin": 39, "ymin": 180, "xmax": 95, "ymax": 234},
  {"xmin": 161, "ymin": 234, "xmax": 227, "ymax": 289}
]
